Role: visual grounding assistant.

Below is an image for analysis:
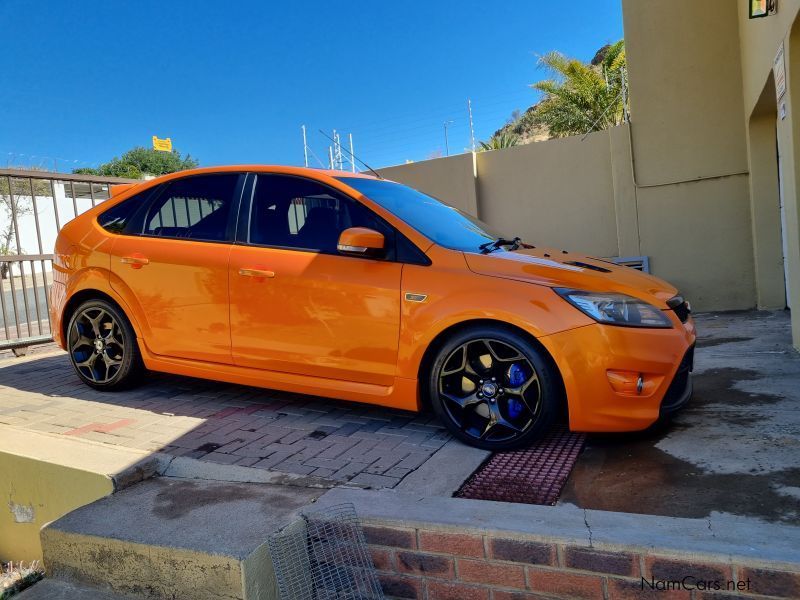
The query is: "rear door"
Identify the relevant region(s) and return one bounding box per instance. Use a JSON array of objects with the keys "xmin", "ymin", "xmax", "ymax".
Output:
[
  {"xmin": 109, "ymin": 172, "xmax": 244, "ymax": 363},
  {"xmin": 228, "ymin": 174, "xmax": 403, "ymax": 386}
]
